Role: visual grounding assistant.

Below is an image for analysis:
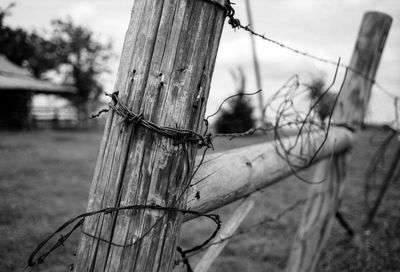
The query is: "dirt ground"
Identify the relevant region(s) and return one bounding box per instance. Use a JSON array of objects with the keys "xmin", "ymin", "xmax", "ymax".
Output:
[{"xmin": 0, "ymin": 126, "xmax": 399, "ymax": 271}]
